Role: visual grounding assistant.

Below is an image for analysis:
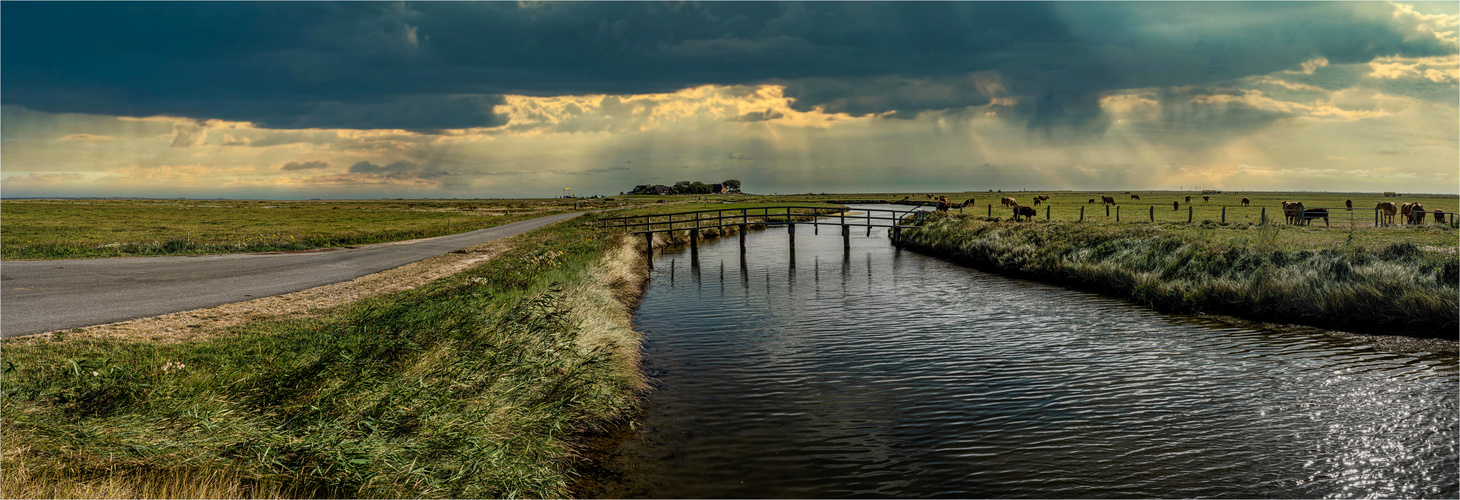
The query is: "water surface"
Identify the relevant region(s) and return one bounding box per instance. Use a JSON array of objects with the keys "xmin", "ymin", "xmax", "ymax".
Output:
[{"xmin": 587, "ymin": 208, "xmax": 1458, "ymax": 498}]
